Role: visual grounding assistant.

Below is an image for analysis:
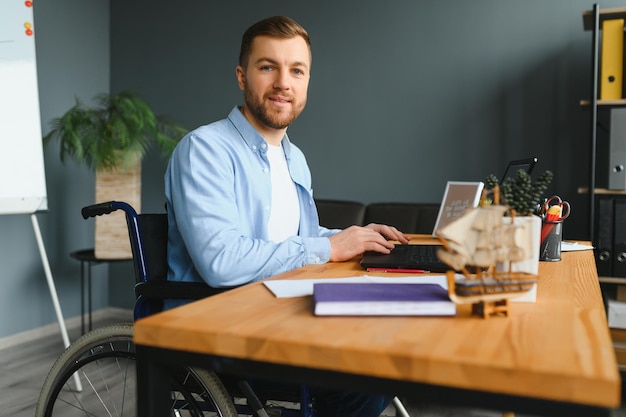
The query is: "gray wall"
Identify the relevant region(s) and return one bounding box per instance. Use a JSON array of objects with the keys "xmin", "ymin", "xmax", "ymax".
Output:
[
  {"xmin": 1, "ymin": 0, "xmax": 621, "ymax": 338},
  {"xmin": 110, "ymin": 0, "xmax": 604, "ymax": 236}
]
